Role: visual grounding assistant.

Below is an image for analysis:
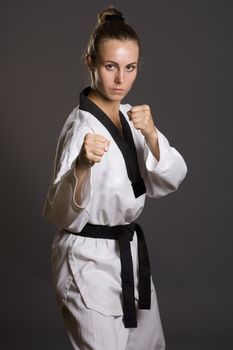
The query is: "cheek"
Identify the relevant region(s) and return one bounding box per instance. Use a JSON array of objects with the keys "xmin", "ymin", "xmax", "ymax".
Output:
[
  {"xmin": 128, "ymin": 72, "xmax": 137, "ymax": 86},
  {"xmin": 95, "ymin": 70, "xmax": 110, "ymax": 85}
]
